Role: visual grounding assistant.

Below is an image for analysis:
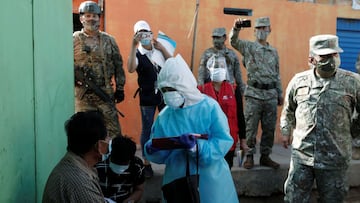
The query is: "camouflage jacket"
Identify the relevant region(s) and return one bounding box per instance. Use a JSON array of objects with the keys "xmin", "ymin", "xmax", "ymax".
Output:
[
  {"xmin": 73, "ymin": 30, "xmax": 125, "ymax": 95},
  {"xmin": 197, "ymin": 47, "xmax": 245, "ymax": 93},
  {"xmin": 280, "ymin": 68, "xmax": 360, "ymax": 169},
  {"xmin": 356, "ymin": 53, "xmax": 360, "ymax": 74},
  {"xmin": 229, "ymin": 28, "xmax": 282, "ymax": 100}
]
